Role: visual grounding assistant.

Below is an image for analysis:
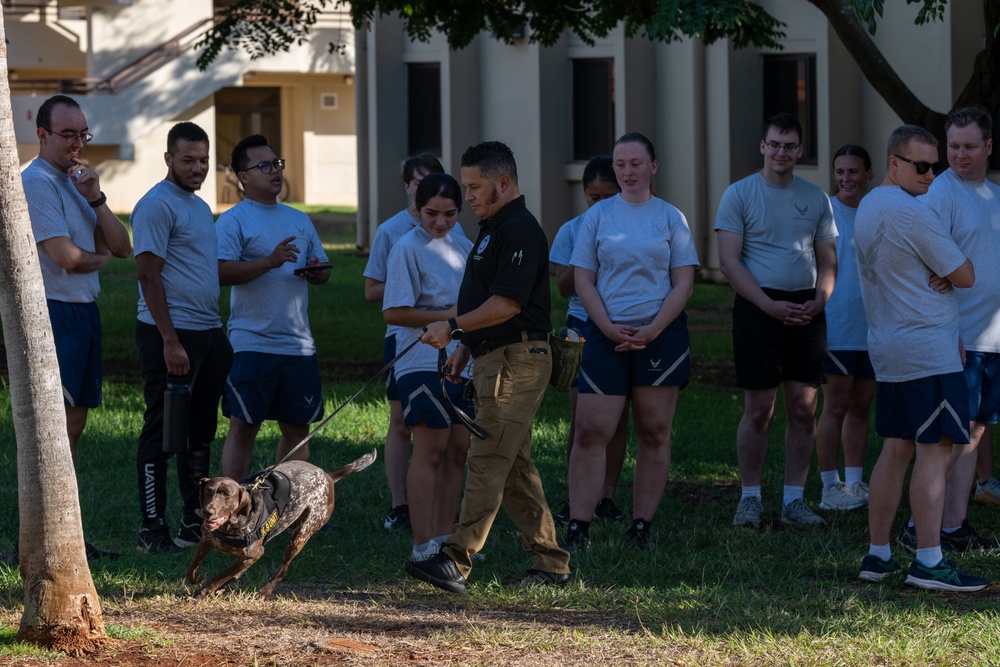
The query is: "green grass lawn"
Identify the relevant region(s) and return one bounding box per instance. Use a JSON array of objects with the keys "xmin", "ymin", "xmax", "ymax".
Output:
[{"xmin": 1, "ymin": 223, "xmax": 999, "ymax": 665}]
